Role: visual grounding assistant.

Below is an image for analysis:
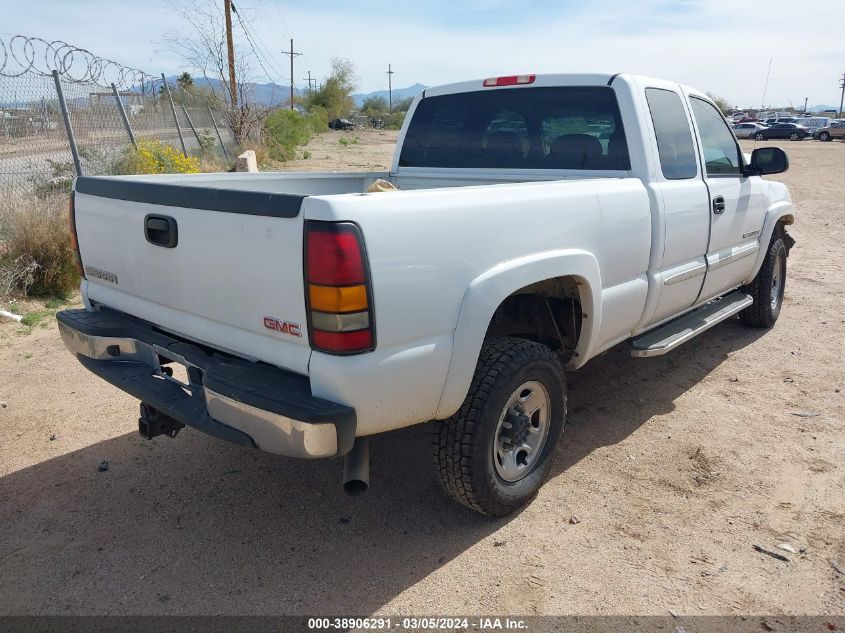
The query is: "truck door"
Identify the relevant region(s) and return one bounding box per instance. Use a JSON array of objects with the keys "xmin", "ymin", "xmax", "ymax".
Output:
[
  {"xmin": 640, "ymin": 87, "xmax": 711, "ymax": 326},
  {"xmin": 686, "ymin": 95, "xmax": 767, "ymax": 303}
]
